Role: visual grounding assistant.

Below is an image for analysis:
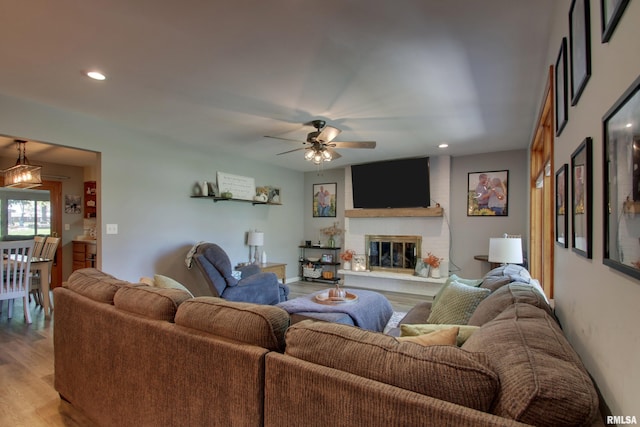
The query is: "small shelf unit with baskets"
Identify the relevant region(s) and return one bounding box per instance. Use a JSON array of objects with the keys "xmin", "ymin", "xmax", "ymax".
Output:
[{"xmin": 299, "ymin": 246, "xmax": 341, "ymax": 284}]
